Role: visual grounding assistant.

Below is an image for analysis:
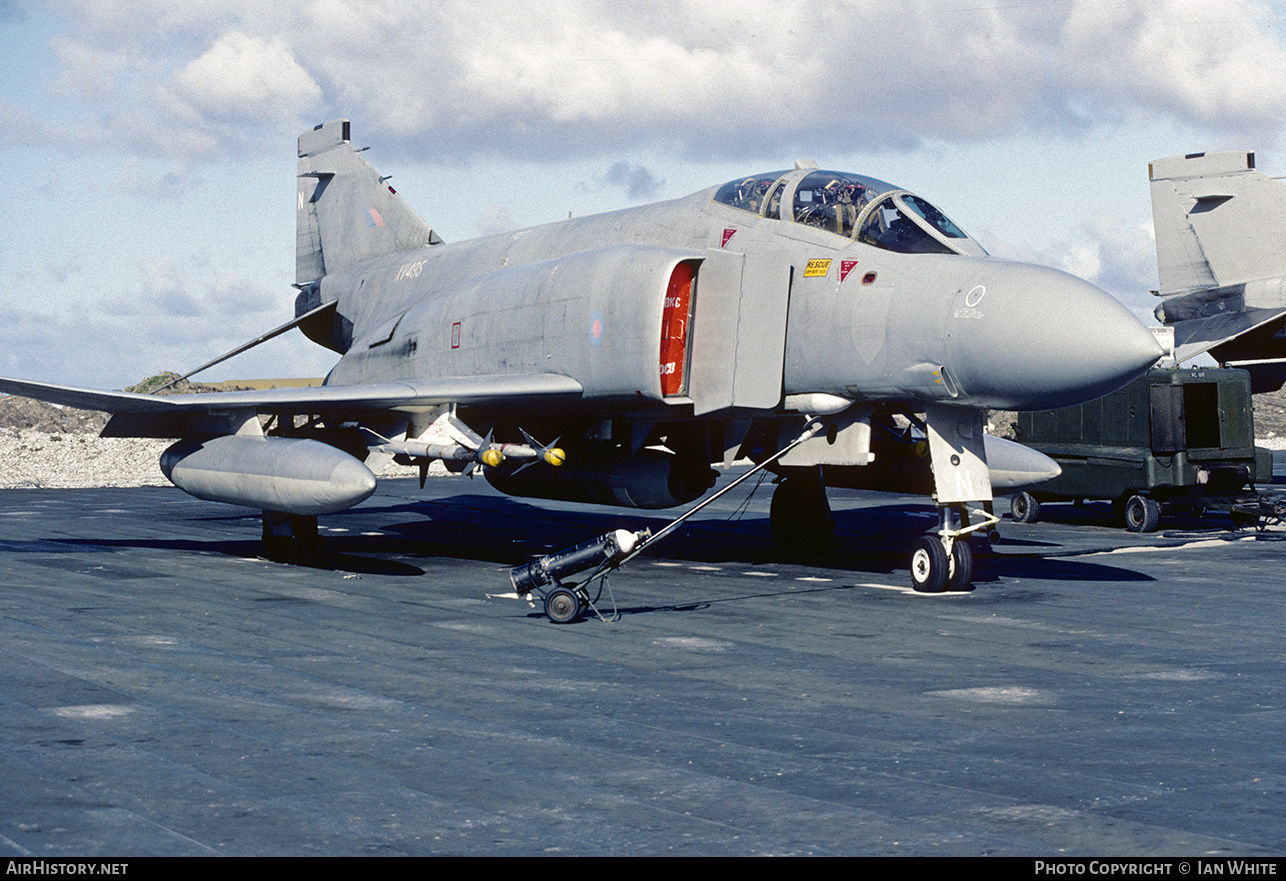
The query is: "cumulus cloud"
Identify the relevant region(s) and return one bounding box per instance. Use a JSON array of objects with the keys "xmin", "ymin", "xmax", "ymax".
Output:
[
  {"xmin": 0, "ymin": 251, "xmax": 335, "ymax": 387},
  {"xmin": 990, "ymin": 209, "xmax": 1160, "ymax": 315},
  {"xmin": 25, "ymin": 0, "xmax": 1286, "ymax": 163},
  {"xmin": 474, "ymin": 204, "xmax": 518, "ymax": 237},
  {"xmin": 172, "ymin": 31, "xmax": 321, "ymax": 124}
]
